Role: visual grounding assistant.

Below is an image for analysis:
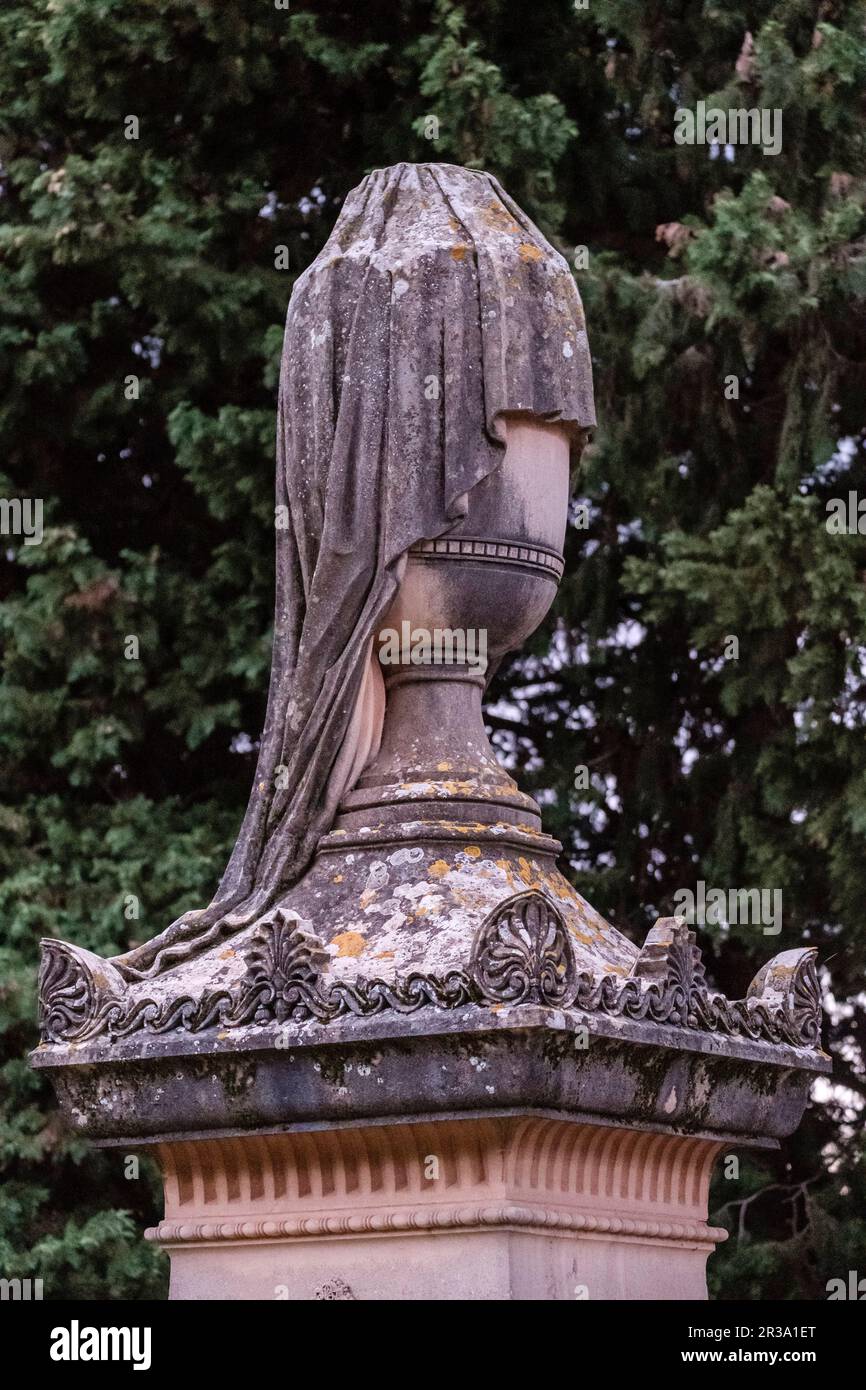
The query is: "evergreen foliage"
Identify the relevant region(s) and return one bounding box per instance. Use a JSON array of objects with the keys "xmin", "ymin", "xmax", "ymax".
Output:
[{"xmin": 1, "ymin": 0, "xmax": 863, "ymax": 1299}]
